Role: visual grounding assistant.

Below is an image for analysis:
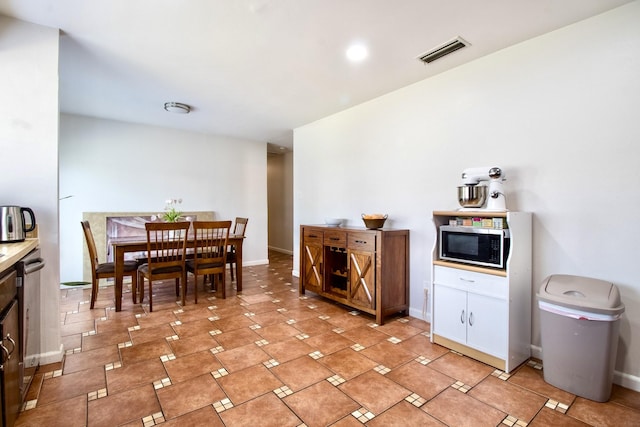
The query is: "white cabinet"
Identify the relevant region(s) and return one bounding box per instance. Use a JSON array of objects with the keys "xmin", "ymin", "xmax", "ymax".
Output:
[
  {"xmin": 430, "ymin": 211, "xmax": 531, "ymax": 373},
  {"xmin": 433, "ymin": 266, "xmax": 508, "ymax": 359}
]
